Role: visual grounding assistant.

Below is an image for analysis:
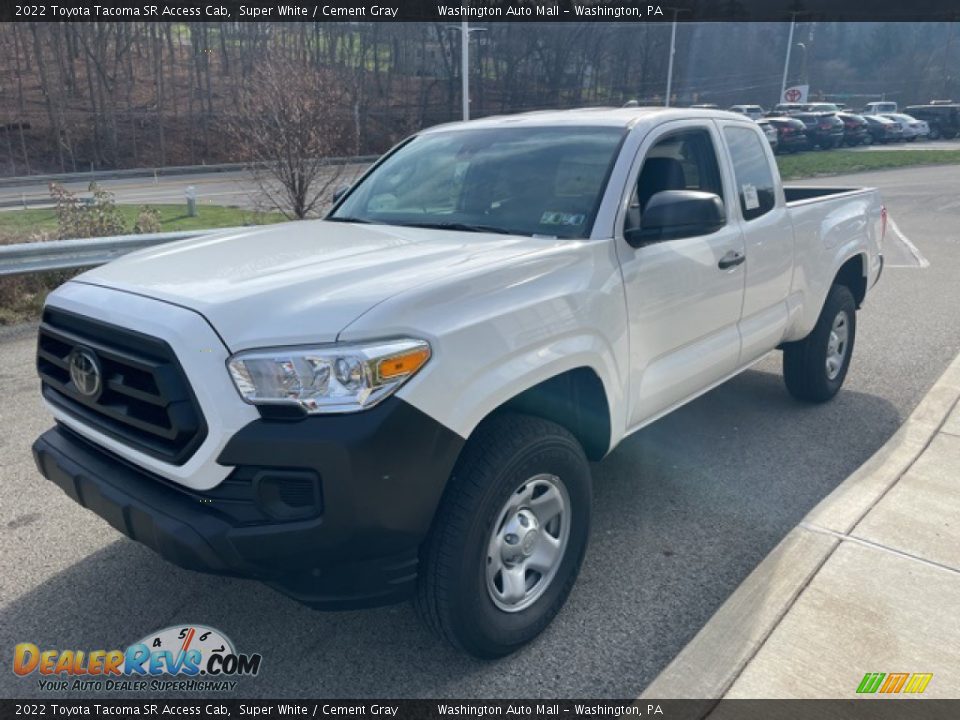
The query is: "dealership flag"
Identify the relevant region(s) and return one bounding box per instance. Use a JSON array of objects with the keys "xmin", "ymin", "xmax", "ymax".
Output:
[{"xmin": 782, "ymin": 85, "xmax": 810, "ymax": 103}]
